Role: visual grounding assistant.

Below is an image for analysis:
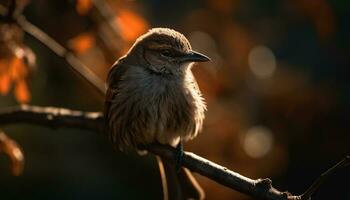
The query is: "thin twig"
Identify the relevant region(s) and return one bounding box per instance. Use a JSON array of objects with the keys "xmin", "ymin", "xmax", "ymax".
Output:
[
  {"xmin": 14, "ymin": 15, "xmax": 106, "ymax": 95},
  {"xmin": 91, "ymin": 0, "xmax": 121, "ymax": 35},
  {"xmin": 299, "ymin": 156, "xmax": 350, "ymax": 200},
  {"xmin": 0, "ymin": 105, "xmax": 348, "ymax": 200},
  {"xmin": 0, "ymin": 2, "xmax": 107, "ymax": 95},
  {"xmin": 90, "ymin": 0, "xmax": 124, "ymax": 54}
]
